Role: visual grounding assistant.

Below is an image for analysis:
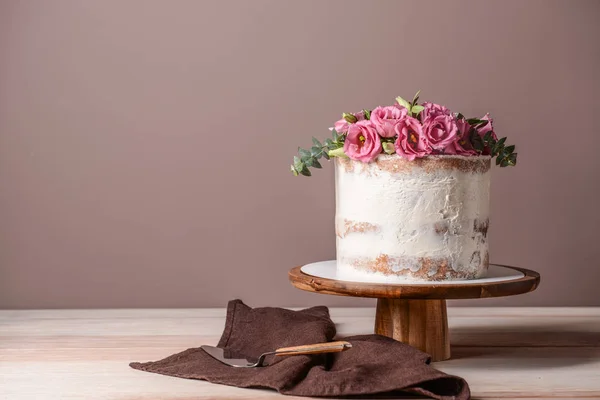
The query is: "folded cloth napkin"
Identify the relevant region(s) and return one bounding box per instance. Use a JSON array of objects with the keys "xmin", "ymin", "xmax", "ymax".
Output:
[{"xmin": 130, "ymin": 299, "xmax": 470, "ymax": 399}]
